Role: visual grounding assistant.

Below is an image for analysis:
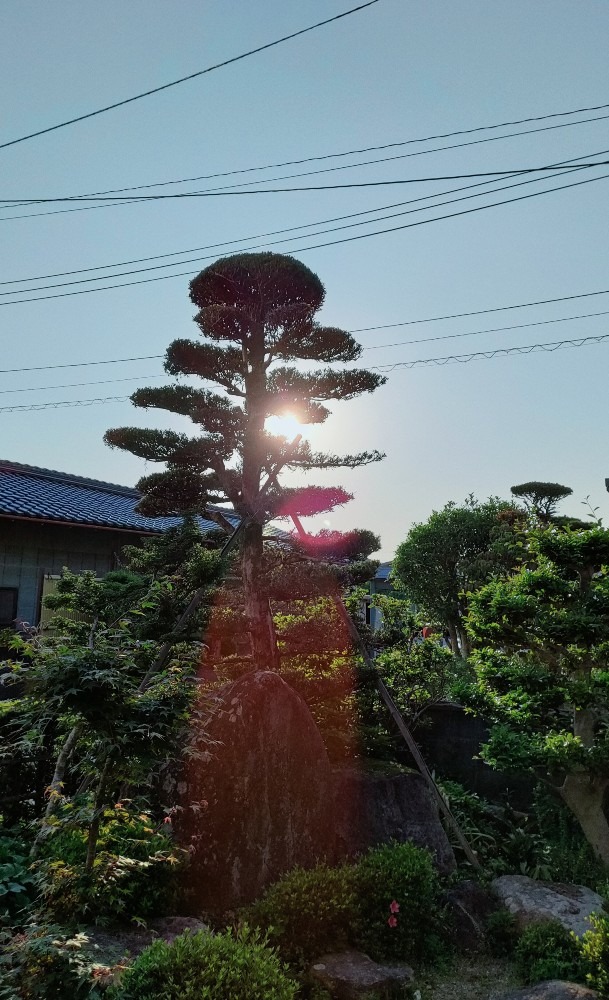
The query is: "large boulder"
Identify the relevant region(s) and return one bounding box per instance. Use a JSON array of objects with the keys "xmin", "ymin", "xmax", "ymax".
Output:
[
  {"xmin": 309, "ymin": 950, "xmax": 414, "ymax": 999},
  {"xmin": 492, "ymin": 875, "xmax": 604, "ymax": 938},
  {"xmin": 333, "ymin": 766, "xmax": 456, "ymax": 873},
  {"xmin": 174, "ymin": 671, "xmax": 455, "ymax": 910},
  {"xmin": 494, "ymin": 983, "xmax": 598, "ymax": 1000},
  {"xmin": 178, "ymin": 671, "xmax": 335, "ymax": 910}
]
